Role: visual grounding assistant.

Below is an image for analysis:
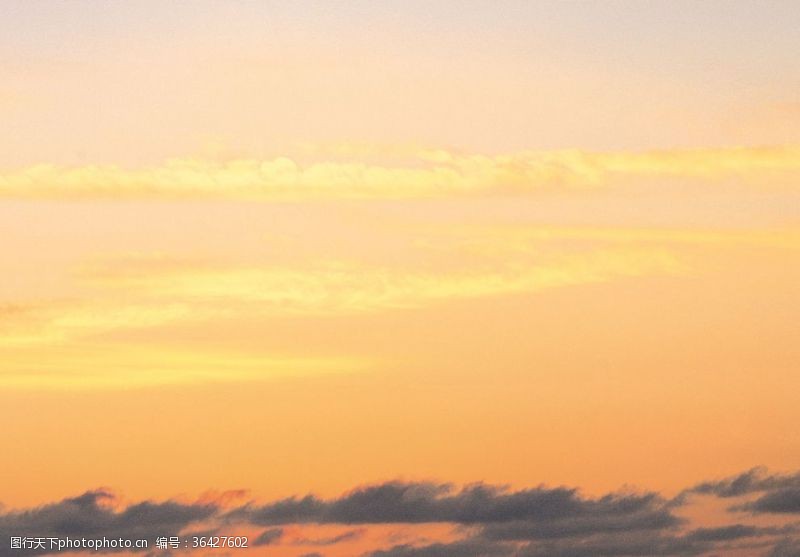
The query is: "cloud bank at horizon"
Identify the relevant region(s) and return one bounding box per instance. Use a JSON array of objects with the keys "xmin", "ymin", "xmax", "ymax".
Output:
[{"xmin": 3, "ymin": 468, "xmax": 800, "ymax": 557}]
